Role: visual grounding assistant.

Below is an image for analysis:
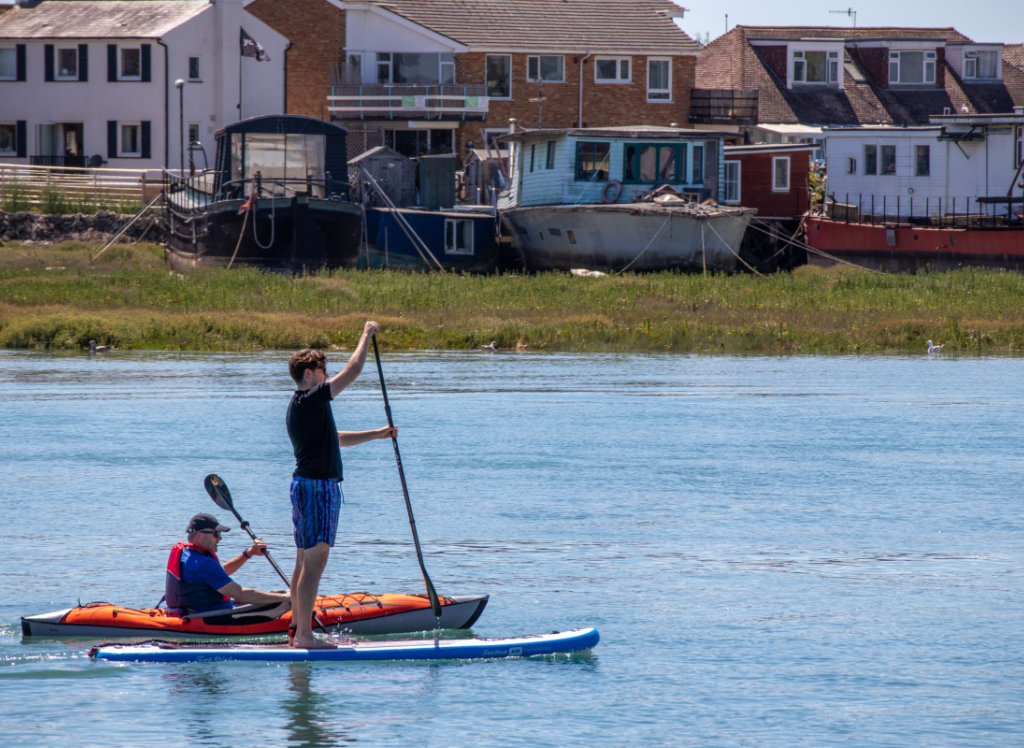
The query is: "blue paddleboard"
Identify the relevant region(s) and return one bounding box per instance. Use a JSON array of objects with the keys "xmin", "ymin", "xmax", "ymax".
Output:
[{"xmin": 89, "ymin": 627, "xmax": 599, "ymax": 663}]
